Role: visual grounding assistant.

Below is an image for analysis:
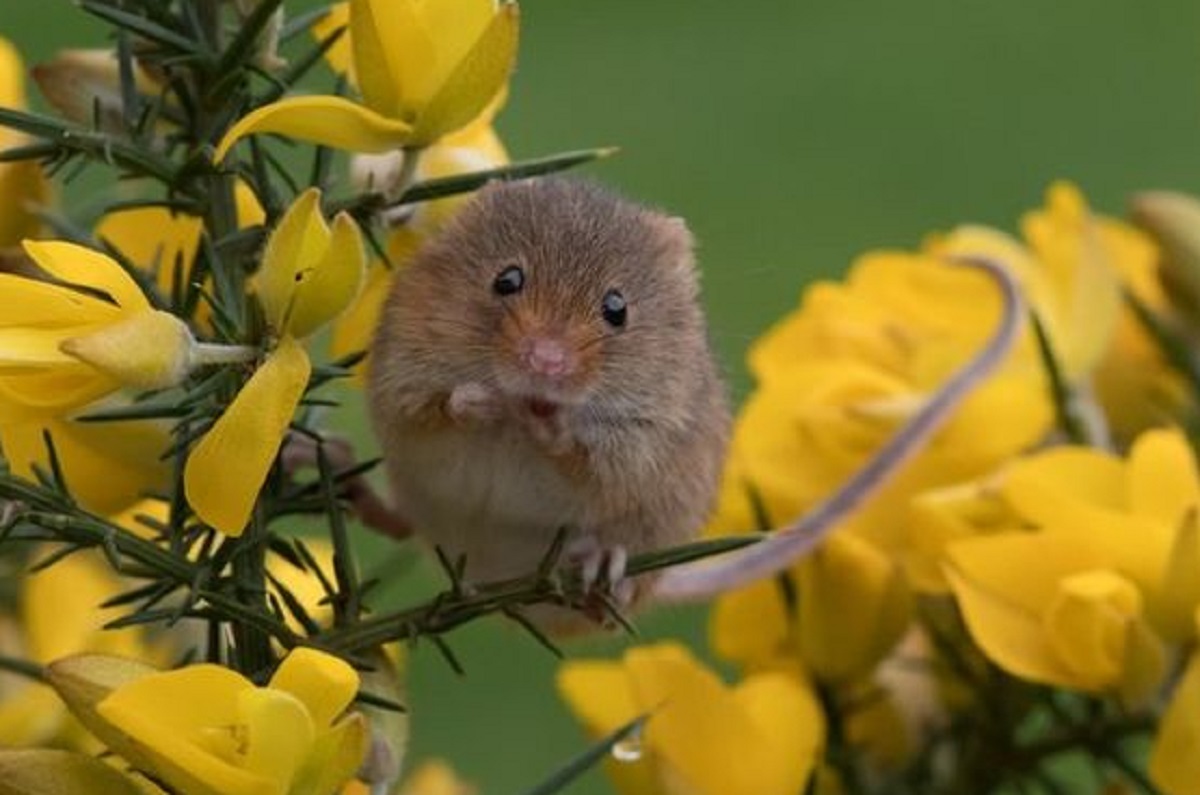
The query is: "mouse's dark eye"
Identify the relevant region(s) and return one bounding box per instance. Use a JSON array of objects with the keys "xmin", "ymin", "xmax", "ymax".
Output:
[
  {"xmin": 601, "ymin": 289, "xmax": 627, "ymax": 327},
  {"xmin": 493, "ymin": 265, "xmax": 525, "ymax": 296}
]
